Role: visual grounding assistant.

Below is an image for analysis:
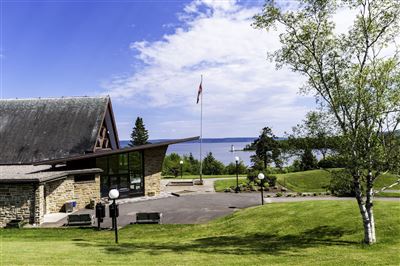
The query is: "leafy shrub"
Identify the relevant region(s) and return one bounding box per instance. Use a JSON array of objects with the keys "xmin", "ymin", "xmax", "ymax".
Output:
[
  {"xmin": 225, "ymin": 161, "xmax": 247, "ymax": 175},
  {"xmin": 247, "ymin": 170, "xmax": 259, "ymax": 183},
  {"xmin": 267, "ymin": 176, "xmax": 277, "ymax": 187},
  {"xmin": 318, "ymin": 155, "xmax": 346, "ymax": 168},
  {"xmin": 326, "ymin": 170, "xmax": 355, "ymax": 197},
  {"xmin": 276, "ymin": 192, "xmax": 283, "ymax": 197},
  {"xmin": 291, "ymin": 160, "xmax": 303, "ymax": 172}
]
